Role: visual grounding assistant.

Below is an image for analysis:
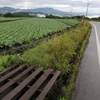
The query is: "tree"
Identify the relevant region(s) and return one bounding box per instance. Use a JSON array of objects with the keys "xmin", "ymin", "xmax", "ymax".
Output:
[
  {"xmin": 3, "ymin": 12, "xmax": 25, "ymax": 17},
  {"xmin": 3, "ymin": 12, "xmax": 14, "ymax": 17}
]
